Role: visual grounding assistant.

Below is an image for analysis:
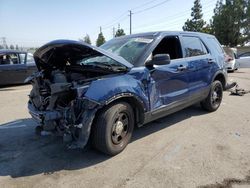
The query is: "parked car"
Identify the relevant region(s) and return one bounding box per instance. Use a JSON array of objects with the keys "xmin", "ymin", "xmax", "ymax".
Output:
[
  {"xmin": 26, "ymin": 31, "xmax": 227, "ymax": 155},
  {"xmin": 223, "ymin": 47, "xmax": 239, "ymax": 72},
  {"xmin": 0, "ymin": 50, "xmax": 37, "ymax": 86},
  {"xmin": 237, "ymin": 52, "xmax": 250, "ymax": 68}
]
